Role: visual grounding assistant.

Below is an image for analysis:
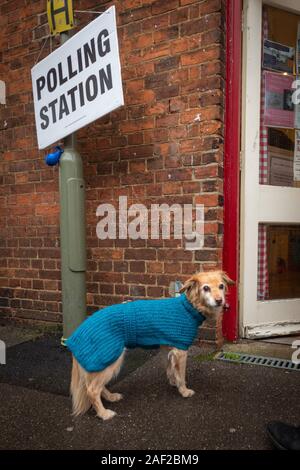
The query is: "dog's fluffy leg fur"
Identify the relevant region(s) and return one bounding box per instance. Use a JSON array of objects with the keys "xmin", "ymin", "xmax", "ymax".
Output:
[
  {"xmin": 167, "ymin": 349, "xmax": 195, "ymax": 398},
  {"xmin": 166, "ymin": 350, "xmax": 177, "ymax": 386},
  {"xmin": 86, "ymin": 376, "xmax": 116, "ymax": 421},
  {"xmin": 87, "ymin": 351, "xmax": 125, "ymax": 420},
  {"xmin": 71, "ymin": 351, "xmax": 125, "ymax": 420},
  {"xmin": 70, "ymin": 357, "xmax": 91, "ymax": 416}
]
